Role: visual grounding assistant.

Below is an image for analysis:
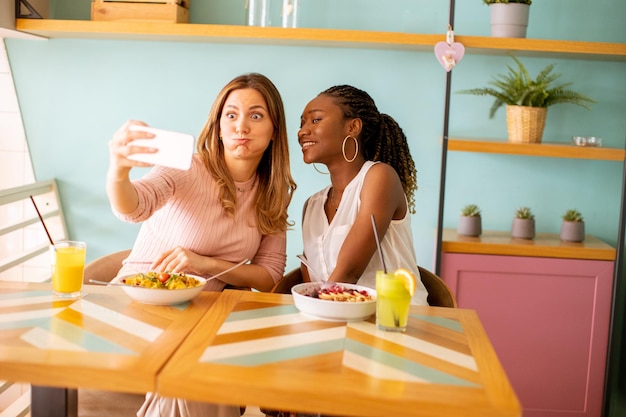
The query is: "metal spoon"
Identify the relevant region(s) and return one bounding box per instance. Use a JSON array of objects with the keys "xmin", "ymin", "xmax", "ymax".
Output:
[
  {"xmin": 296, "ymin": 254, "xmax": 319, "ymax": 277},
  {"xmin": 208, "ymin": 258, "xmax": 250, "ymax": 280},
  {"xmin": 89, "ymin": 279, "xmax": 127, "ymax": 286}
]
